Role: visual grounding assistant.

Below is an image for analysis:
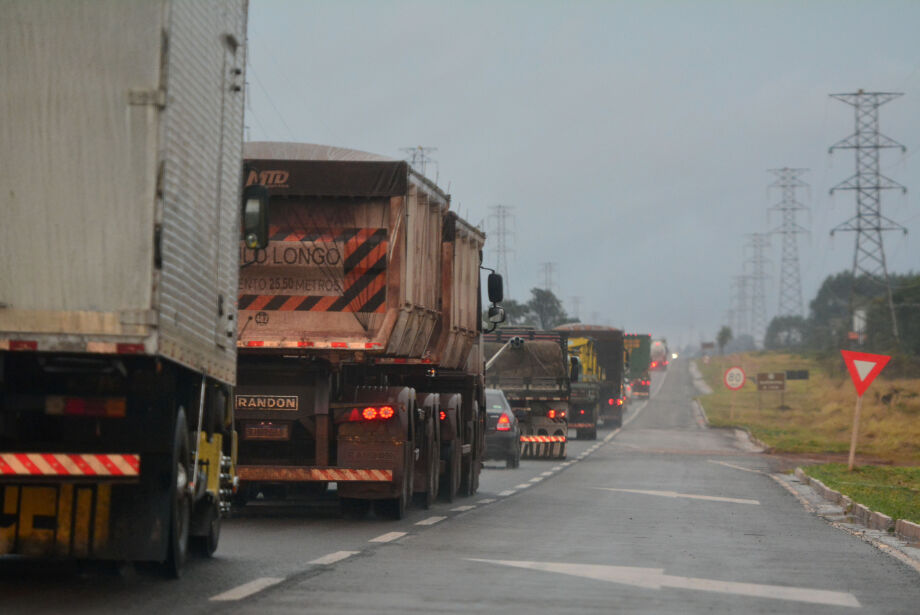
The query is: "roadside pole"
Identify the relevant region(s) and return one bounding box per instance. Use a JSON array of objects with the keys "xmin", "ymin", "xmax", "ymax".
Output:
[
  {"xmin": 840, "ymin": 350, "xmax": 890, "ymax": 472},
  {"xmin": 723, "ymin": 366, "xmax": 746, "ymax": 421}
]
